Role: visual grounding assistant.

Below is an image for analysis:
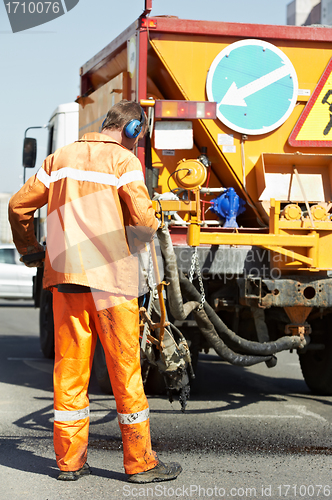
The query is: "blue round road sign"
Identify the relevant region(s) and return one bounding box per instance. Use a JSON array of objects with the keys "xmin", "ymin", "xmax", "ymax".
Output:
[{"xmin": 206, "ymin": 39, "xmax": 298, "ymax": 135}]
